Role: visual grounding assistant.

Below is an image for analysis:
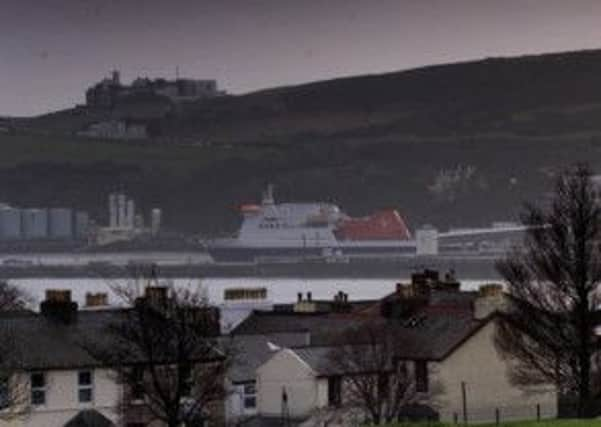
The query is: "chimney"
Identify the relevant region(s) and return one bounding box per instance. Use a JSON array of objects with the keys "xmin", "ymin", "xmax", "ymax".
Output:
[
  {"xmin": 474, "ymin": 284, "xmax": 505, "ymax": 320},
  {"xmin": 85, "ymin": 292, "xmax": 108, "ymax": 308},
  {"xmin": 40, "ymin": 289, "xmax": 78, "ymax": 324},
  {"xmin": 144, "ymin": 286, "xmax": 168, "ymax": 307},
  {"xmin": 297, "ymin": 292, "xmax": 303, "ymax": 303},
  {"xmin": 307, "ymin": 292, "xmax": 312, "ymax": 302}
]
